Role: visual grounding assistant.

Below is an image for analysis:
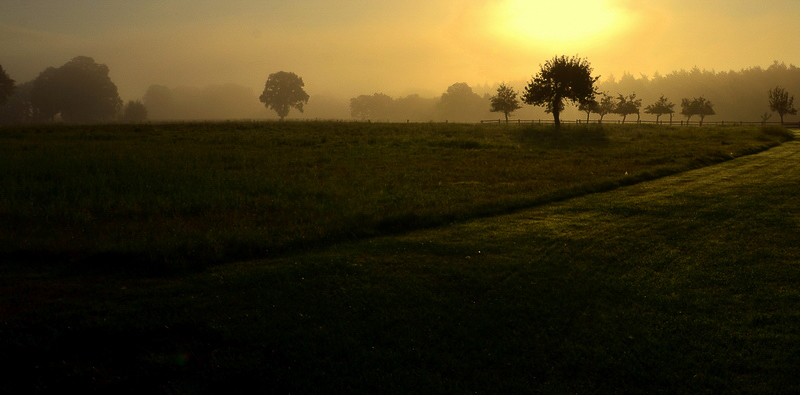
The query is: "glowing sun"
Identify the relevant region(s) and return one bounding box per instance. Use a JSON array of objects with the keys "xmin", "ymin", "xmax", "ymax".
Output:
[{"xmin": 493, "ymin": 0, "xmax": 627, "ymax": 48}]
